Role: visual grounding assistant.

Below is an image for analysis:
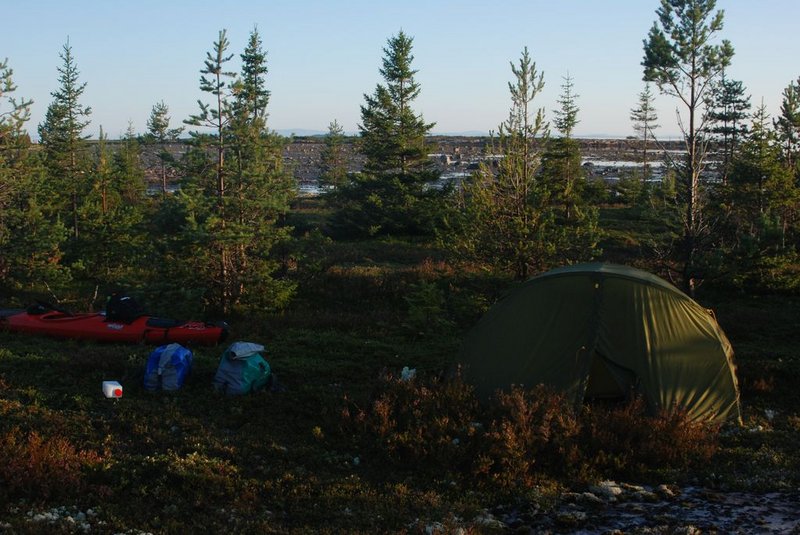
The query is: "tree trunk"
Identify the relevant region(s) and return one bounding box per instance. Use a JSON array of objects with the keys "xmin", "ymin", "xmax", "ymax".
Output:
[
  {"xmin": 643, "ymin": 130, "xmax": 649, "ymax": 184},
  {"xmin": 216, "ymin": 76, "xmax": 229, "ymax": 313},
  {"xmin": 685, "ymin": 59, "xmax": 699, "ymax": 298},
  {"xmin": 72, "ymin": 193, "xmax": 79, "ymax": 238},
  {"xmin": 161, "ymin": 158, "xmax": 168, "ymax": 197}
]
